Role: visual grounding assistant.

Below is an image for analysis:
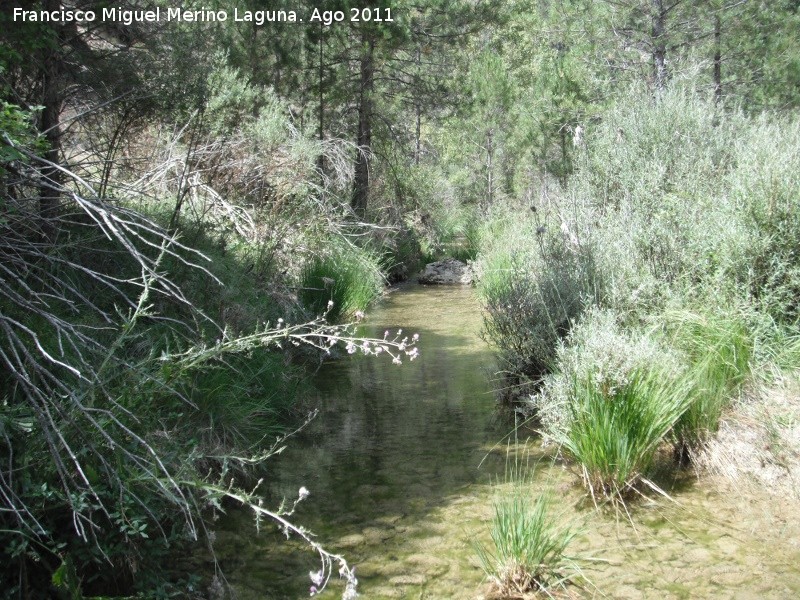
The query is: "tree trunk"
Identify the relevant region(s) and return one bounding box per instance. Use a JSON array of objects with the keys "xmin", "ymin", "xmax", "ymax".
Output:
[
  {"xmin": 39, "ymin": 0, "xmax": 62, "ymax": 240},
  {"xmin": 352, "ymin": 32, "xmax": 375, "ymax": 219},
  {"xmin": 414, "ymin": 46, "xmax": 421, "ymax": 166},
  {"xmin": 651, "ymin": 0, "xmax": 668, "ymax": 92},
  {"xmin": 317, "ymin": 24, "xmax": 325, "ymax": 175},
  {"xmin": 713, "ymin": 14, "xmax": 722, "ymax": 104}
]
